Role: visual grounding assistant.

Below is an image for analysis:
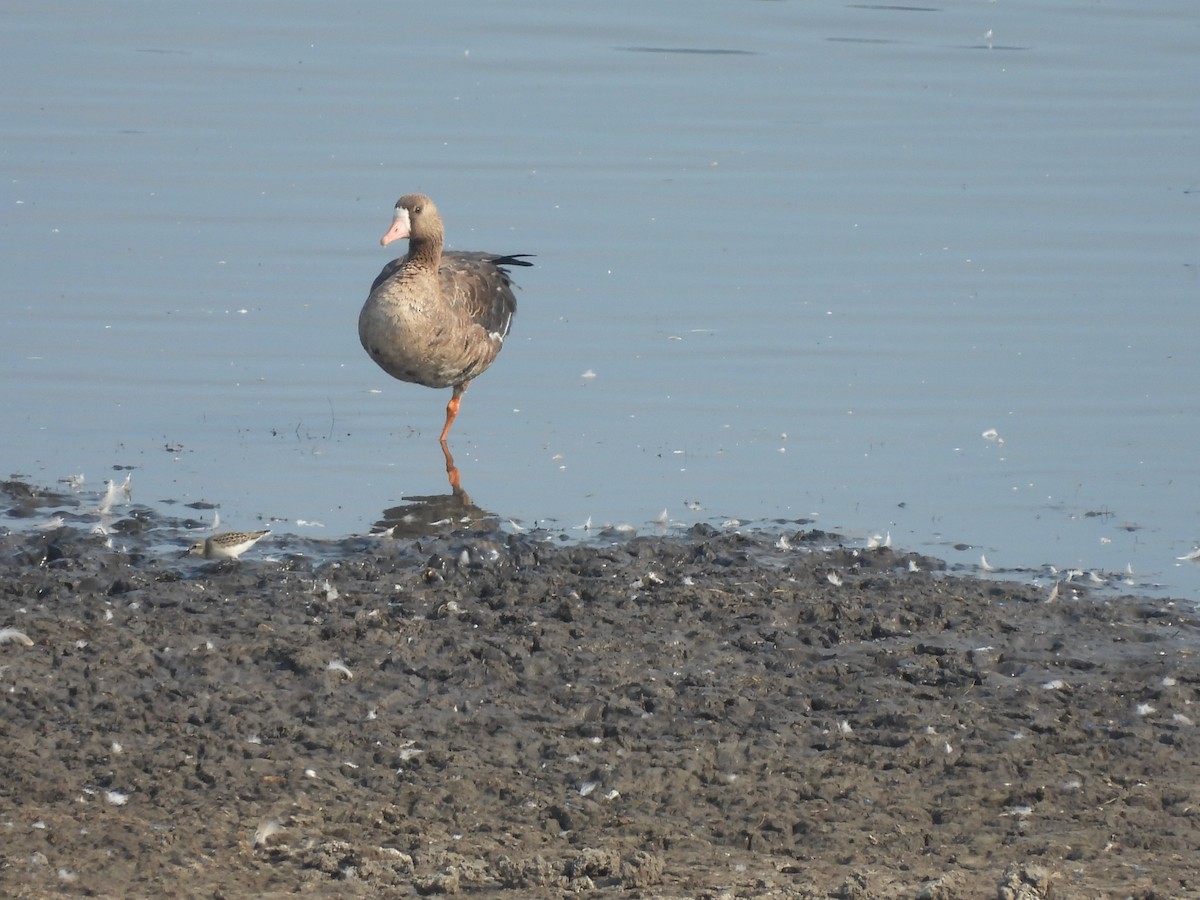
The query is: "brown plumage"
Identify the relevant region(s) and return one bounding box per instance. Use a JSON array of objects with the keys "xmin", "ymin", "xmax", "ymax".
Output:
[{"xmin": 358, "ymin": 194, "xmax": 532, "ymax": 443}]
